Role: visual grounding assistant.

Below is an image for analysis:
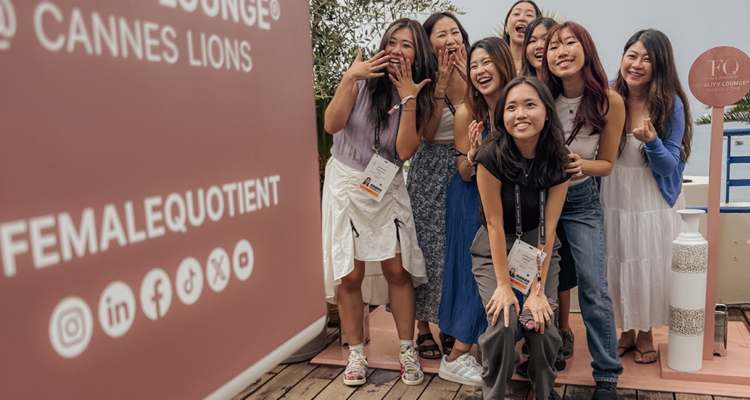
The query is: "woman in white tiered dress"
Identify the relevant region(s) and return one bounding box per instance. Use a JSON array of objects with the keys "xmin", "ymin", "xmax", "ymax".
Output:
[{"xmin": 602, "ymin": 29, "xmax": 693, "ymax": 365}]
